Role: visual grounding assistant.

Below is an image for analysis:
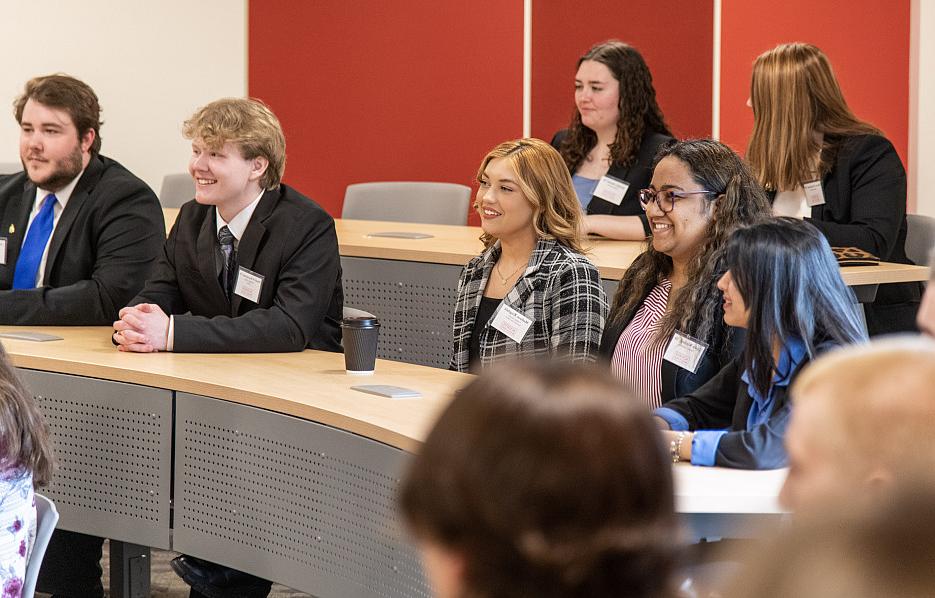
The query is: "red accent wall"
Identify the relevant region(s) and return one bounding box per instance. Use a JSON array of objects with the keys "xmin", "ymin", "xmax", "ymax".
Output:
[
  {"xmin": 719, "ymin": 0, "xmax": 910, "ymax": 167},
  {"xmin": 531, "ymin": 0, "xmax": 714, "ymax": 141},
  {"xmin": 249, "ymin": 1, "xmax": 524, "ymax": 219}
]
